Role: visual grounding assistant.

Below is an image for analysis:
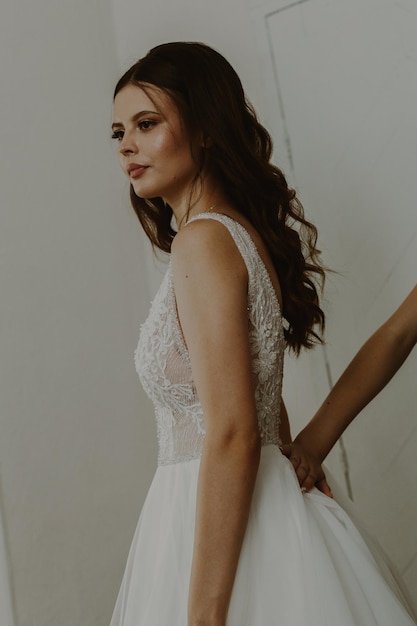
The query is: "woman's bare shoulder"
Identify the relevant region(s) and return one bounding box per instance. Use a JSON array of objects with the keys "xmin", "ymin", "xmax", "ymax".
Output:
[{"xmin": 171, "ymin": 217, "xmax": 246, "ymax": 274}]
